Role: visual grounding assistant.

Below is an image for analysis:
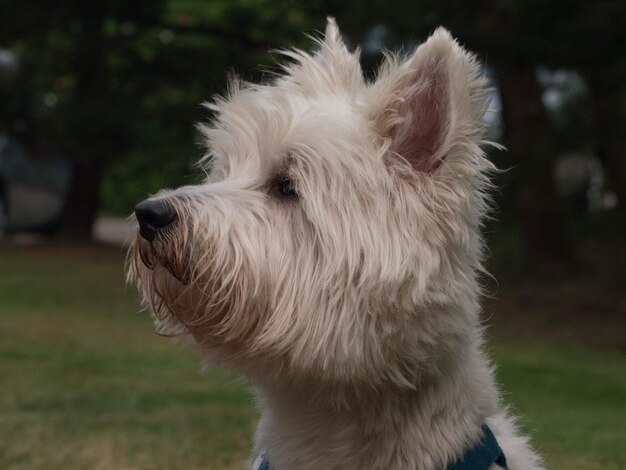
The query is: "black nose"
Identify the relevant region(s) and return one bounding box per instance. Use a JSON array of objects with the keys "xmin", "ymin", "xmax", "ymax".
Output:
[{"xmin": 135, "ymin": 199, "xmax": 176, "ymax": 242}]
